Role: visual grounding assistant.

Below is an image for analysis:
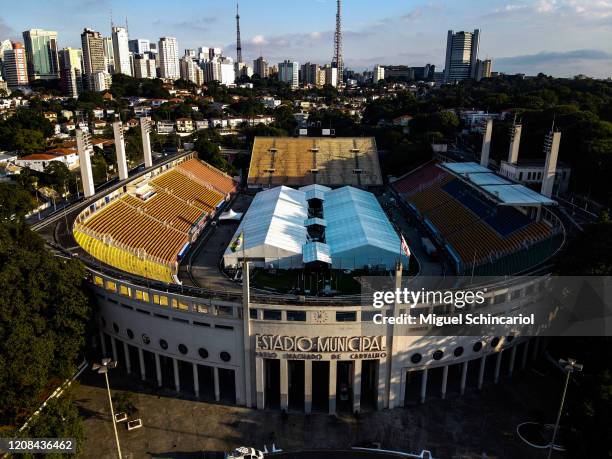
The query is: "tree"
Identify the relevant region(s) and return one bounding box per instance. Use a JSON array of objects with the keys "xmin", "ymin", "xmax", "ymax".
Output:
[
  {"xmin": 0, "ymin": 182, "xmax": 34, "ymax": 220},
  {"xmin": 0, "ymin": 218, "xmax": 92, "ymax": 425},
  {"xmin": 194, "ymin": 136, "xmax": 228, "ymax": 171},
  {"xmin": 42, "ymin": 162, "xmax": 71, "ymax": 194},
  {"xmin": 555, "ymin": 217, "xmax": 612, "ymax": 275}
]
